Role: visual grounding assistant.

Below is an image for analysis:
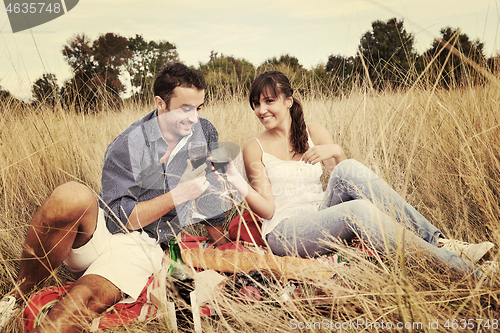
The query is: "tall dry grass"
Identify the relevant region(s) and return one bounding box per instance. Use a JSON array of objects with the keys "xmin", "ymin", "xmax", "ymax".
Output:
[{"xmin": 1, "ymin": 81, "xmax": 499, "ymax": 332}]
